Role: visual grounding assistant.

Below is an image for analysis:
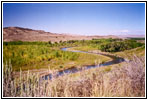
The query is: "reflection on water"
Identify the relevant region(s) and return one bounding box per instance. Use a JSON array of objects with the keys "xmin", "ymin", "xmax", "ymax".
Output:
[{"xmin": 42, "ymin": 47, "xmax": 125, "ymax": 80}]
